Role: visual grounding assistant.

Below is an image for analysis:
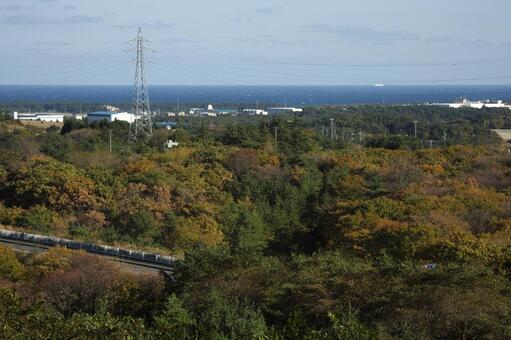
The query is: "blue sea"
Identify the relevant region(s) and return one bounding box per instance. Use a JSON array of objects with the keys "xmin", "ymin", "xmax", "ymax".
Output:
[{"xmin": 0, "ymin": 85, "xmax": 510, "ymax": 106}]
